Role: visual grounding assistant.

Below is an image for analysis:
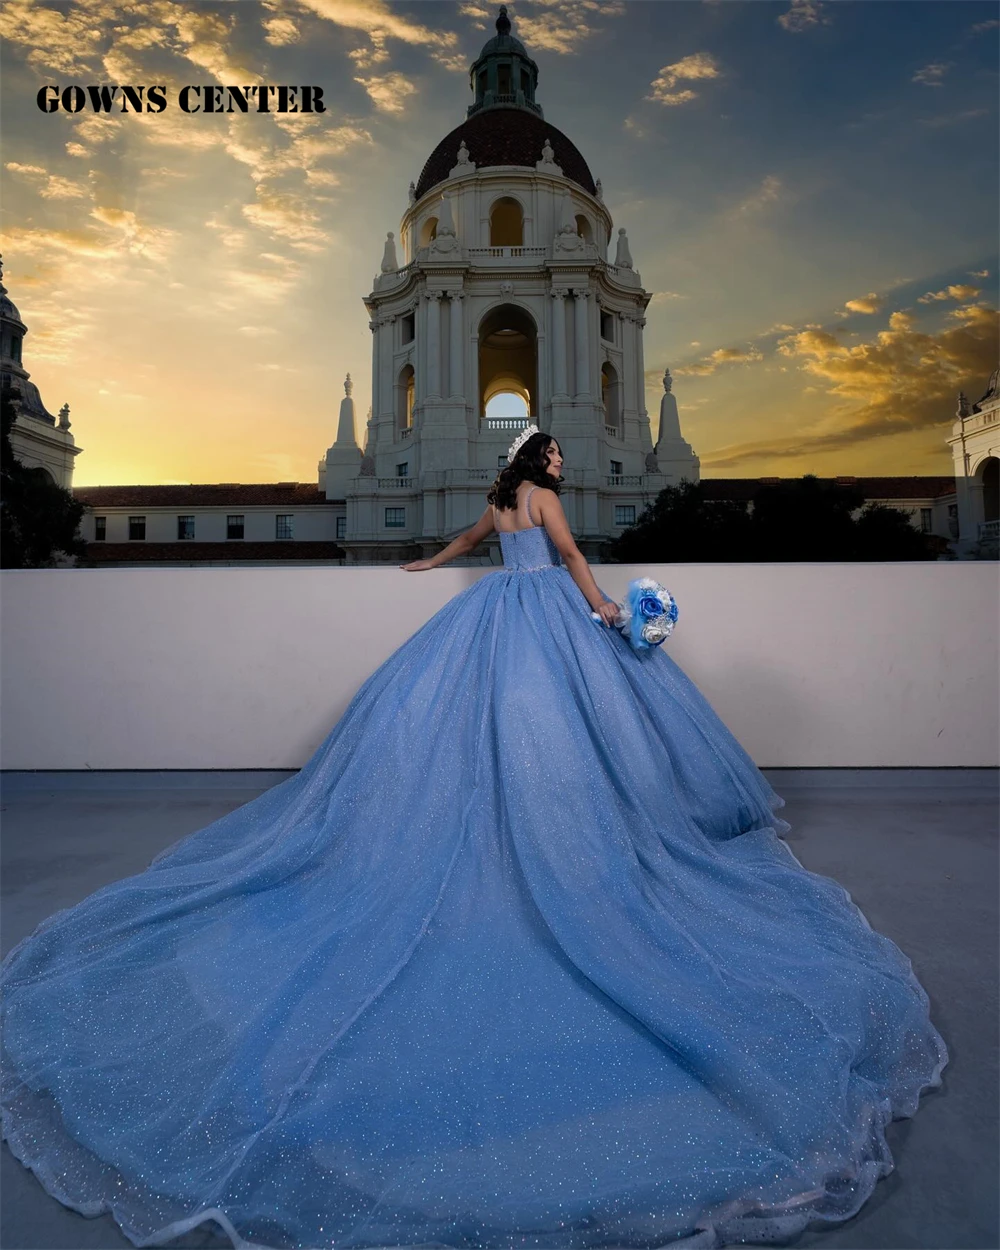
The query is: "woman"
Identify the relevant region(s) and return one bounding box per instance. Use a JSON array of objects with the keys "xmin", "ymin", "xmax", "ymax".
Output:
[{"xmin": 1, "ymin": 426, "xmax": 948, "ymax": 1250}]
